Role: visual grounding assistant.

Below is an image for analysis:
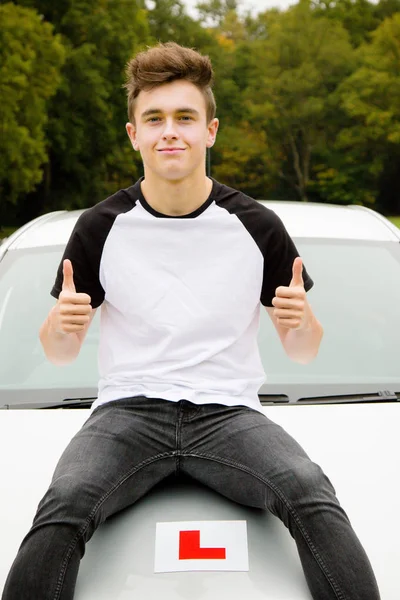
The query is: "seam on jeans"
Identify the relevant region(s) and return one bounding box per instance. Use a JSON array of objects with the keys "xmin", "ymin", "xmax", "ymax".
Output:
[
  {"xmin": 53, "ymin": 451, "xmax": 175, "ymax": 600},
  {"xmin": 182, "ymin": 451, "xmax": 346, "ymax": 600},
  {"xmin": 175, "ymin": 405, "xmax": 183, "ymax": 474}
]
